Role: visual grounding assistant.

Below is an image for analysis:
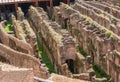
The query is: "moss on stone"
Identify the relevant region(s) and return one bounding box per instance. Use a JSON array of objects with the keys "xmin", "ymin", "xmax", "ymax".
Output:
[
  {"xmin": 92, "ymin": 63, "xmax": 114, "ymax": 82},
  {"xmin": 78, "ymin": 47, "xmax": 88, "ymax": 57}
]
